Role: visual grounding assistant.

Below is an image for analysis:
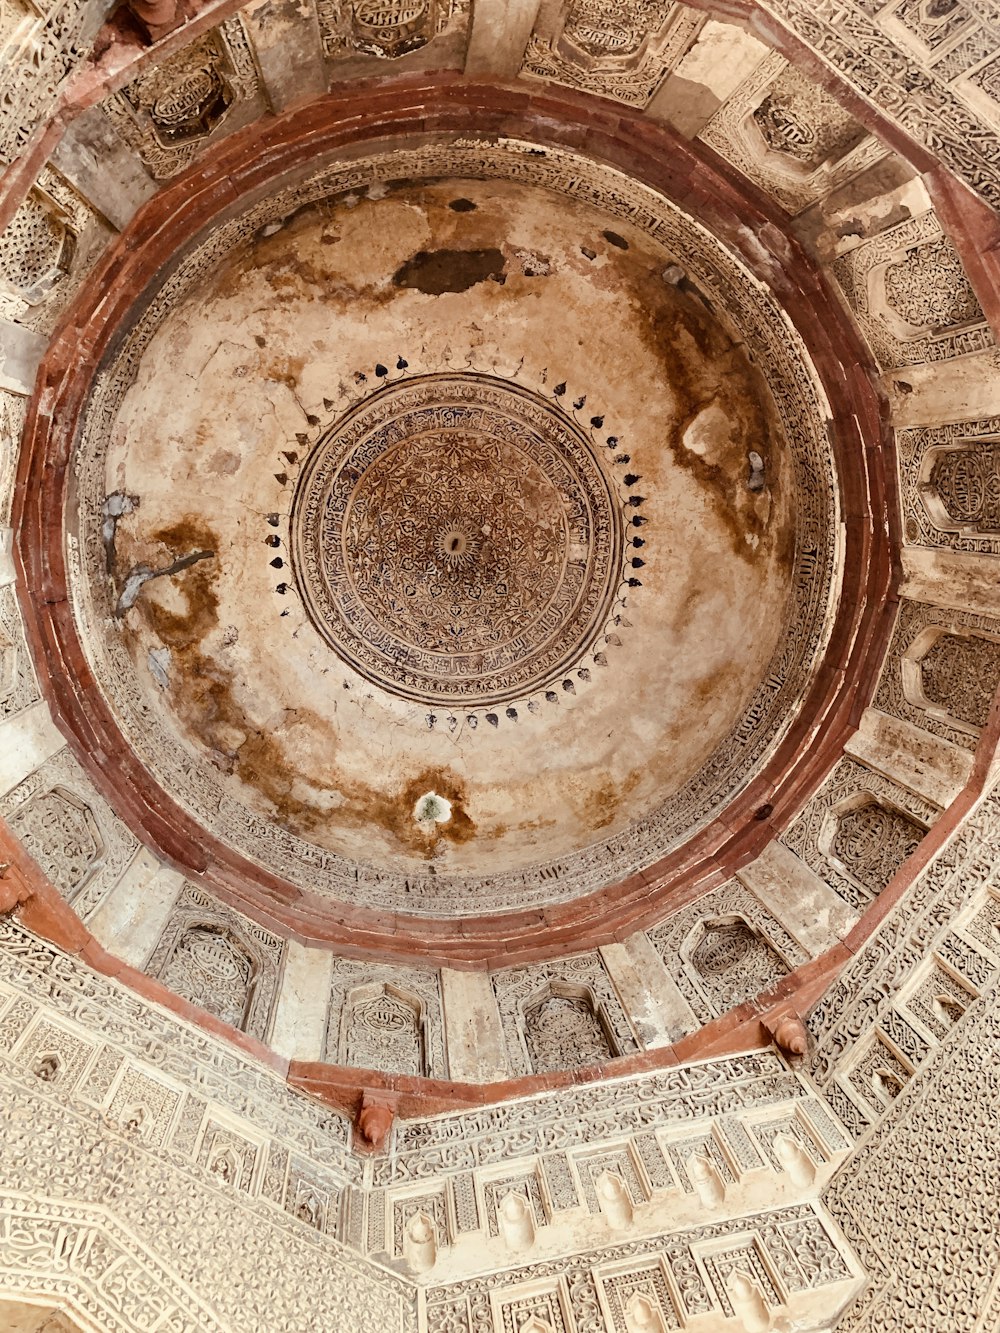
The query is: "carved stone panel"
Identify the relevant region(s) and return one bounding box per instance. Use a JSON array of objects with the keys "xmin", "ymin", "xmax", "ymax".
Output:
[
  {"xmin": 899, "ymin": 419, "xmax": 1000, "ymax": 553},
  {"xmin": 325, "ymin": 957, "xmax": 445, "ymax": 1078},
  {"xmin": 520, "ymin": 1, "xmax": 705, "ymax": 108},
  {"xmin": 699, "ymin": 53, "xmax": 883, "ymax": 215},
  {"xmin": 522, "ymin": 989, "xmax": 614, "ymax": 1075},
  {"xmin": 316, "ymin": 0, "xmax": 469, "ymax": 63},
  {"xmin": 647, "ymin": 880, "xmax": 804, "ymax": 1025},
  {"xmin": 781, "ymin": 758, "xmax": 936, "ymax": 912},
  {"xmin": 1, "ymin": 751, "xmax": 138, "ymax": 915},
  {"xmin": 0, "ymin": 166, "xmax": 103, "ymax": 333},
  {"xmin": 103, "ymin": 18, "xmax": 261, "ymax": 180},
  {"xmin": 0, "ymin": 389, "xmax": 26, "ymax": 525},
  {"xmin": 0, "ymin": 583, "xmax": 40, "ymax": 721},
  {"xmin": 874, "ymin": 601, "xmax": 1000, "ymax": 749},
  {"xmin": 491, "ymin": 952, "xmax": 637, "ymax": 1077},
  {"xmin": 832, "ymin": 210, "xmax": 992, "ymax": 369},
  {"xmin": 145, "ymin": 882, "xmax": 284, "ymax": 1040}
]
